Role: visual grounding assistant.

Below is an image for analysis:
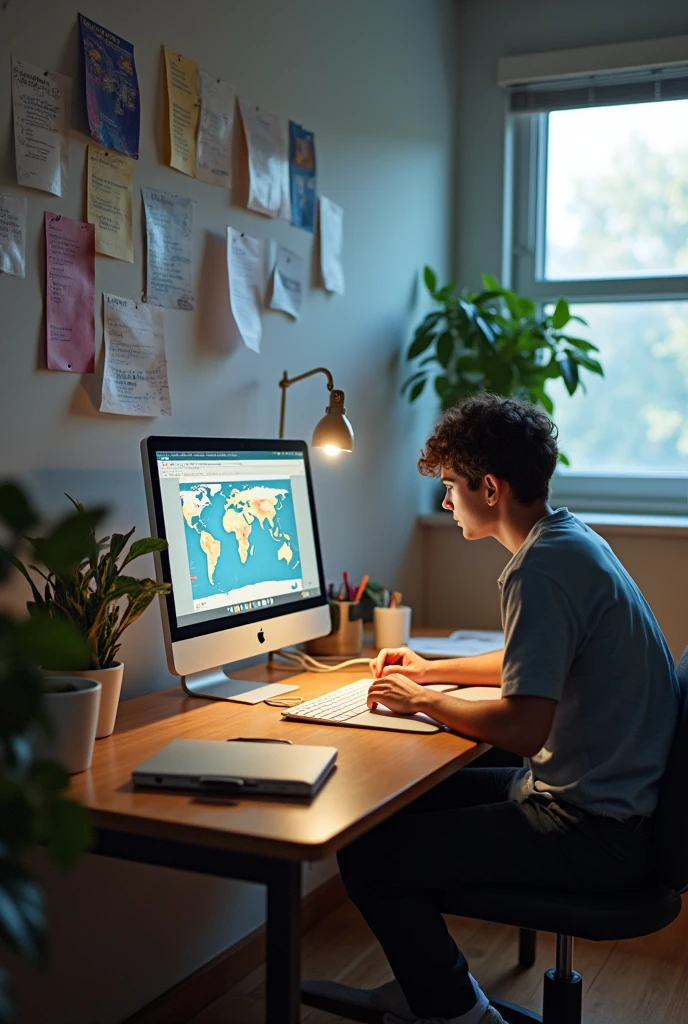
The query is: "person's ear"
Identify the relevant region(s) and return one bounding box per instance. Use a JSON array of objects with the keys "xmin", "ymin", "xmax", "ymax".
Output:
[{"xmin": 484, "ymin": 474, "xmax": 501, "ymax": 506}]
